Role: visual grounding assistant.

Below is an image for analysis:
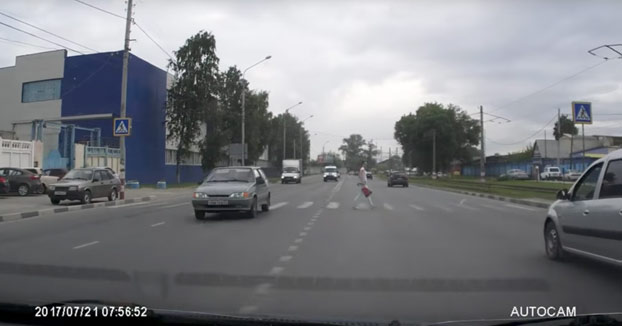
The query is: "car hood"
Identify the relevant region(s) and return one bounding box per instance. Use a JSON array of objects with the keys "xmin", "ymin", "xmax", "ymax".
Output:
[
  {"xmin": 52, "ymin": 179, "xmax": 89, "ymax": 187},
  {"xmin": 195, "ymin": 182, "xmax": 254, "ymax": 195}
]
